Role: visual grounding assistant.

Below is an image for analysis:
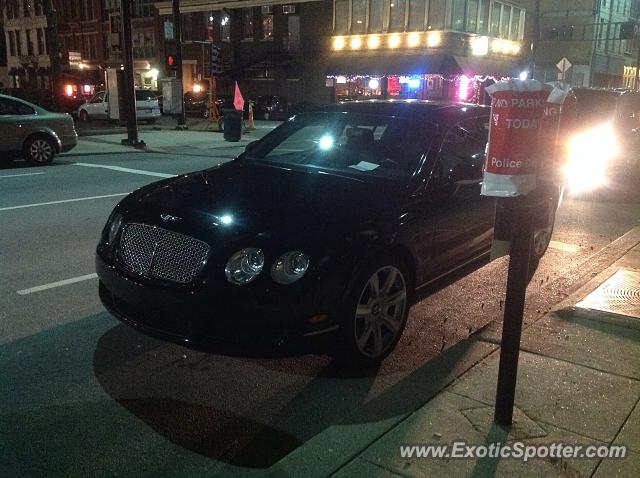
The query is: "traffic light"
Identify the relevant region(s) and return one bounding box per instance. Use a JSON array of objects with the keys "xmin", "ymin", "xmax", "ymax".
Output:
[
  {"xmin": 166, "ymin": 54, "xmax": 176, "ymax": 70},
  {"xmin": 210, "ymin": 44, "xmax": 222, "ymax": 76}
]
